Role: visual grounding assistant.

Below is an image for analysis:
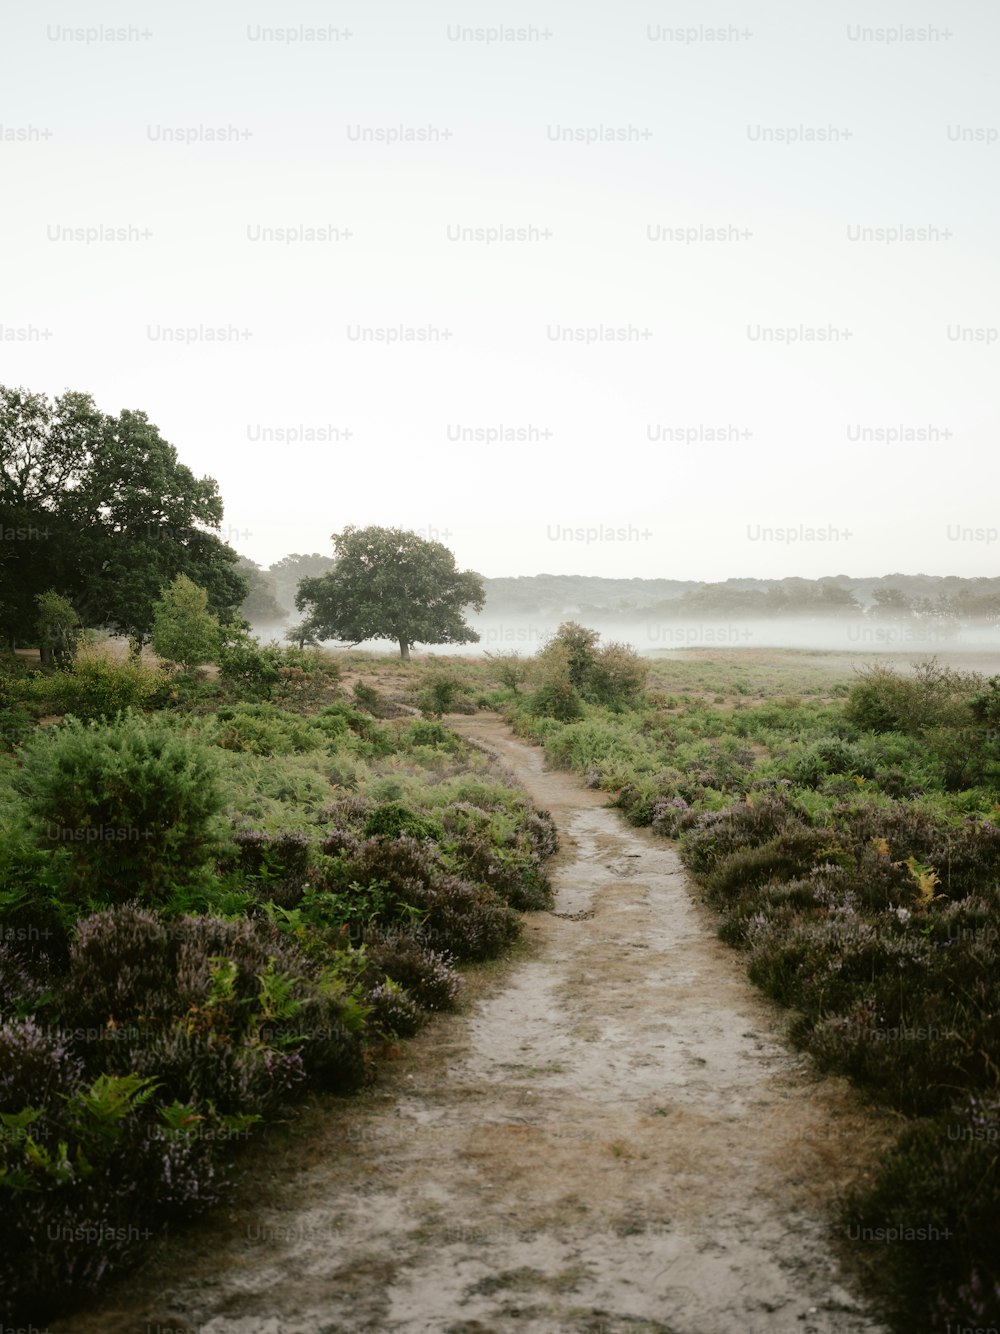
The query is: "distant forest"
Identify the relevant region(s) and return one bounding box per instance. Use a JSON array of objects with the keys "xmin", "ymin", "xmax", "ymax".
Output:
[{"xmin": 241, "ymin": 559, "xmax": 1000, "ymax": 627}]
